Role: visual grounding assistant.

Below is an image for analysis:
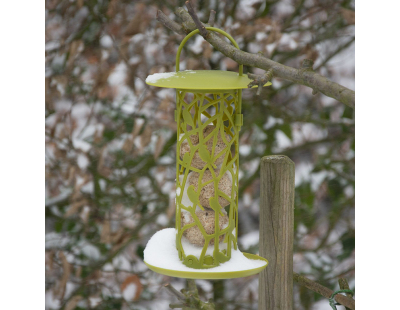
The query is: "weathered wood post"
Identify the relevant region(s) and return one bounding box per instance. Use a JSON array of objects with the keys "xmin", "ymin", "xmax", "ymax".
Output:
[{"xmin": 258, "ymin": 155, "xmax": 295, "ymax": 310}]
